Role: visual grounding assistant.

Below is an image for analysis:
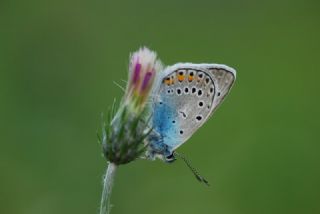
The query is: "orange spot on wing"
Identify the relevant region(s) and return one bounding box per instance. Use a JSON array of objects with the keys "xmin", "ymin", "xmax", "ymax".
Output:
[
  {"xmin": 178, "ymin": 75, "xmax": 184, "ymax": 82},
  {"xmin": 164, "ymin": 77, "xmax": 171, "ymax": 85},
  {"xmin": 188, "ymin": 75, "xmax": 194, "ymax": 82}
]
